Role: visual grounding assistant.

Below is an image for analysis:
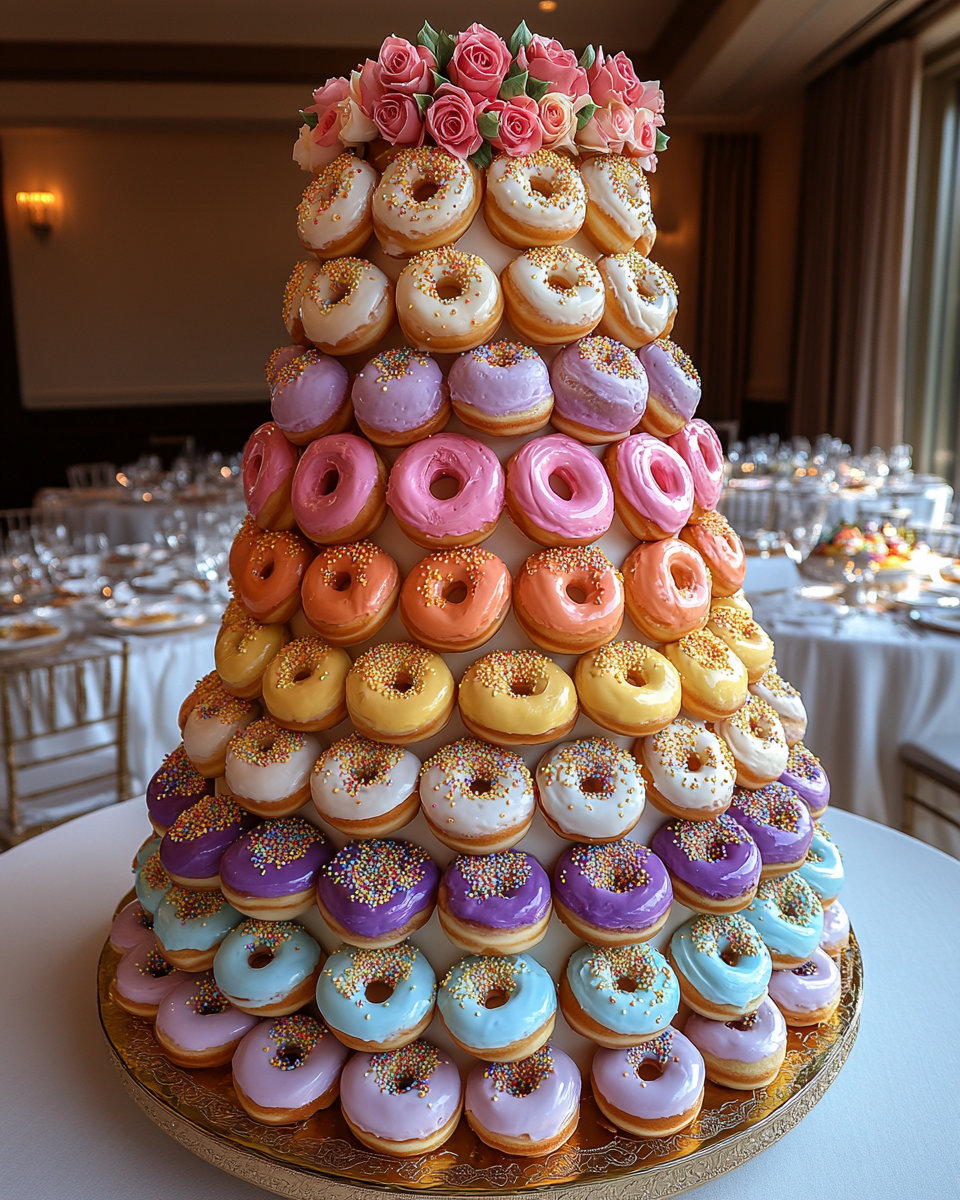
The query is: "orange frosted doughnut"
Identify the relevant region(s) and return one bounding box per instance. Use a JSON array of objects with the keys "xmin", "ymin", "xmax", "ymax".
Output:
[
  {"xmin": 301, "ymin": 541, "xmax": 400, "ymax": 646},
  {"xmin": 513, "ymin": 546, "xmax": 624, "ymax": 655},
  {"xmin": 234, "ymin": 529, "xmax": 314, "ymax": 624},
  {"xmin": 622, "ymin": 539, "xmax": 711, "ymax": 643},
  {"xmin": 229, "ymin": 516, "xmax": 261, "ymax": 580},
  {"xmin": 680, "ymin": 512, "xmax": 746, "ymax": 597},
  {"xmin": 398, "ymin": 547, "xmax": 512, "ymax": 653}
]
